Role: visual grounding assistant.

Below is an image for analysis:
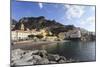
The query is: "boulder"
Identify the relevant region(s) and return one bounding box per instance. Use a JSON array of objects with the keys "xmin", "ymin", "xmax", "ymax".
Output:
[
  {"xmin": 23, "ymin": 50, "xmax": 39, "ymax": 56},
  {"xmin": 39, "ymin": 50, "xmax": 47, "ymax": 54},
  {"xmin": 12, "ymin": 54, "xmax": 22, "ymax": 61},
  {"xmin": 38, "ymin": 50, "xmax": 47, "ymax": 58},
  {"xmin": 36, "ymin": 58, "xmax": 49, "ymax": 64},
  {"xmin": 11, "ymin": 49, "xmax": 68, "ymax": 65},
  {"xmin": 58, "ymin": 59, "xmax": 66, "ymax": 63},
  {"xmin": 47, "ymin": 54, "xmax": 60, "ymax": 61},
  {"xmin": 21, "ymin": 54, "xmax": 33, "ymax": 61},
  {"xmin": 12, "ymin": 49, "xmax": 25, "ymax": 60},
  {"xmin": 60, "ymin": 56, "xmax": 67, "ymax": 61},
  {"xmin": 12, "ymin": 49, "xmax": 25, "ymax": 56},
  {"xmin": 32, "ymin": 50, "xmax": 39, "ymax": 55},
  {"xmin": 33, "ymin": 55, "xmax": 42, "ymax": 60},
  {"xmin": 12, "ymin": 59, "xmax": 34, "ymax": 65}
]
